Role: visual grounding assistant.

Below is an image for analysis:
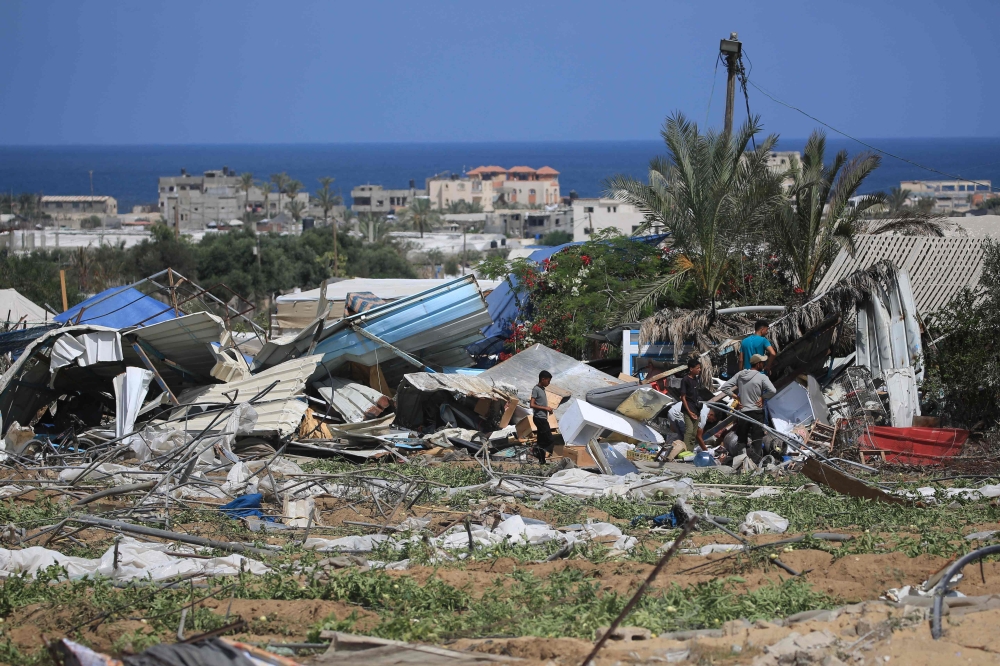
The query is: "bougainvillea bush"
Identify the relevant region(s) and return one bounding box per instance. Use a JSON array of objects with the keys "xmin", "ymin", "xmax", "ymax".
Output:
[{"xmin": 478, "ymin": 232, "xmax": 694, "ymax": 358}]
